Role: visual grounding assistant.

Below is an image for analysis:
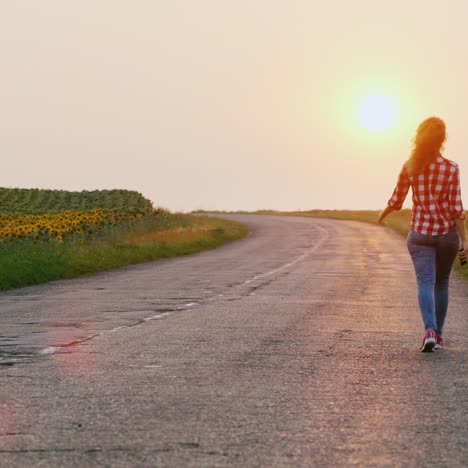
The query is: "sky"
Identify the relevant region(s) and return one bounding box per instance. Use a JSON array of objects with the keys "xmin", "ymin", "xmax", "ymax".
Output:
[{"xmin": 1, "ymin": 1, "xmax": 468, "ymax": 212}]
